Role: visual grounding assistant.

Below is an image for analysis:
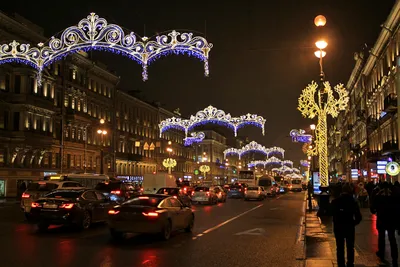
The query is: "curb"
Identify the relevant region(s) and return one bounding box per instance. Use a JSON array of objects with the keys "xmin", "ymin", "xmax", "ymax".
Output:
[{"xmin": 296, "ymin": 192, "xmax": 307, "ymax": 265}]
